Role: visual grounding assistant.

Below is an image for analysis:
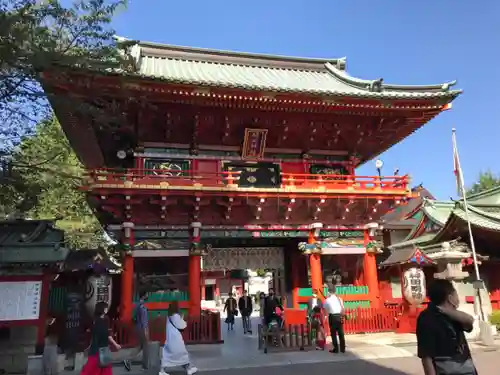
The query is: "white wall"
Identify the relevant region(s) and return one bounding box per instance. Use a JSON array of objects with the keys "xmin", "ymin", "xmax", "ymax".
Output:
[{"xmin": 248, "ymin": 276, "xmax": 271, "ymax": 295}]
